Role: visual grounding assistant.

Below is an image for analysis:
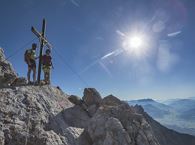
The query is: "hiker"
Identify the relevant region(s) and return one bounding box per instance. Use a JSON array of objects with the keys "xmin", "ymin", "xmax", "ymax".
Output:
[
  {"xmin": 24, "ymin": 43, "xmax": 37, "ymax": 84},
  {"xmin": 42, "ymin": 49, "xmax": 53, "ymax": 85}
]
